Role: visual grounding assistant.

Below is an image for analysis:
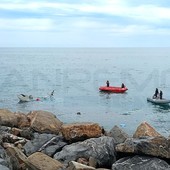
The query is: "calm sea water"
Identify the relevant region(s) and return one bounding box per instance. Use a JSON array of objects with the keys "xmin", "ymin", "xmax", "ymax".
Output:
[{"xmin": 0, "ymin": 48, "xmax": 170, "ymax": 137}]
